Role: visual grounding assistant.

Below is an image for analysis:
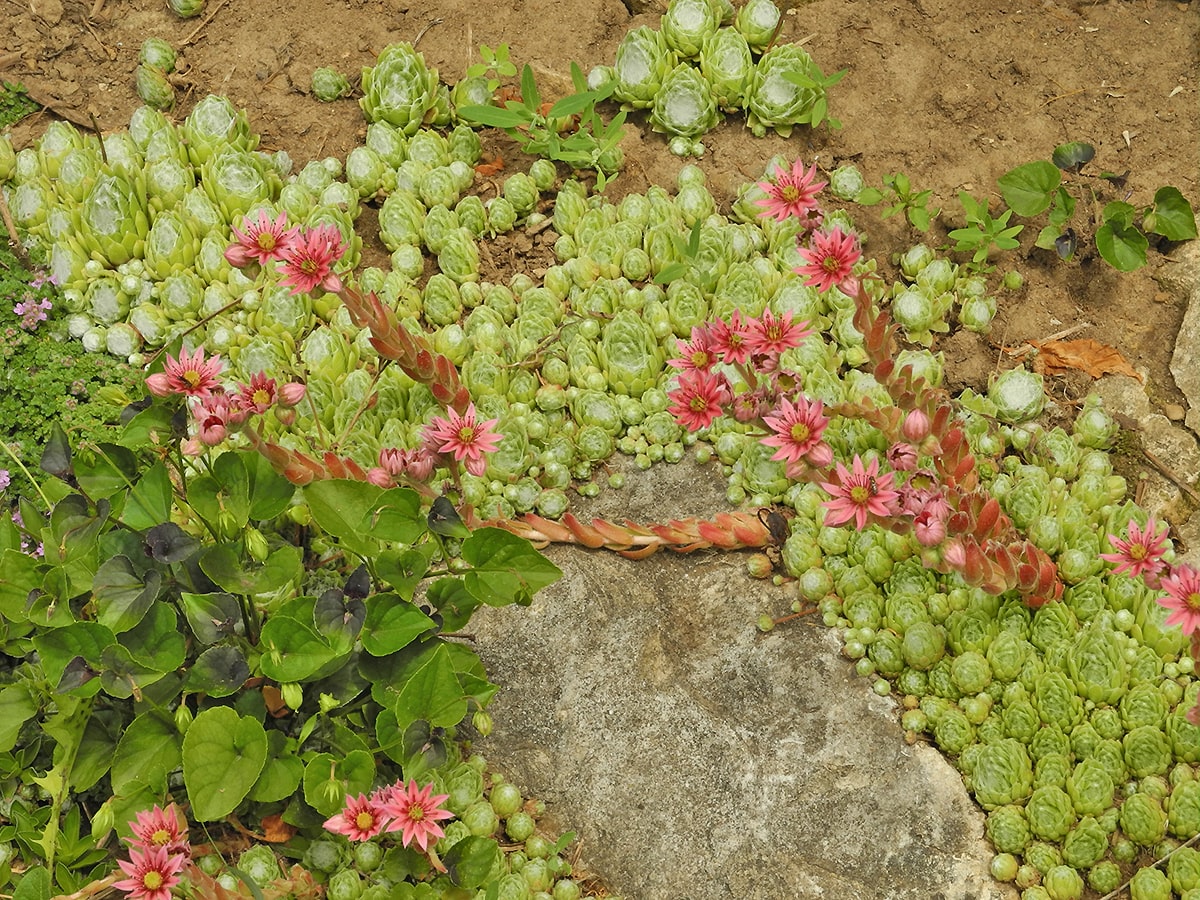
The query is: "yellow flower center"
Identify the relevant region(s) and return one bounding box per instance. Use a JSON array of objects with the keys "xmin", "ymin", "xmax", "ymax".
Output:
[
  {"xmin": 408, "ymin": 805, "xmax": 425, "ymax": 822},
  {"xmin": 151, "ymin": 828, "xmax": 171, "ymax": 845},
  {"xmin": 257, "ymin": 233, "xmax": 276, "ymax": 250},
  {"xmin": 849, "ymin": 485, "xmax": 870, "ymax": 504},
  {"xmin": 689, "ymin": 397, "xmax": 708, "ymax": 412},
  {"xmin": 355, "ymin": 811, "xmax": 375, "ymax": 830},
  {"xmin": 780, "ymin": 184, "xmax": 800, "ymax": 202},
  {"xmin": 1129, "ymin": 544, "xmax": 1147, "ymax": 560},
  {"xmin": 691, "ymin": 350, "xmax": 709, "ymax": 367},
  {"xmin": 1187, "ymin": 592, "xmax": 1200, "ymax": 612},
  {"xmin": 822, "ymin": 256, "xmax": 840, "ymax": 273},
  {"xmin": 457, "ymin": 426, "xmax": 476, "ymax": 443},
  {"xmin": 789, "ymin": 423, "xmax": 810, "ymax": 443},
  {"xmin": 301, "ymin": 259, "xmax": 319, "ymax": 274},
  {"xmin": 143, "ymin": 872, "xmax": 164, "ymax": 890},
  {"xmin": 183, "ymin": 370, "xmax": 202, "ymax": 388},
  {"xmin": 253, "ymin": 388, "xmax": 271, "ymax": 406}
]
